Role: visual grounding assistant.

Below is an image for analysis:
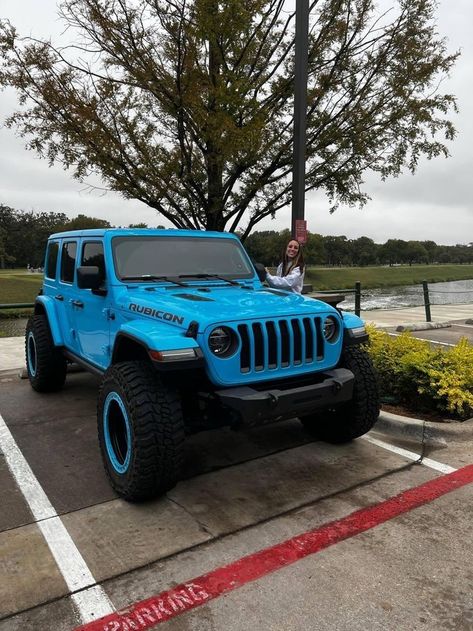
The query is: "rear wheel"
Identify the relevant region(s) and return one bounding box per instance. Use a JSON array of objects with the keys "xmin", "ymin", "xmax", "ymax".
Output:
[
  {"xmin": 300, "ymin": 345, "xmax": 379, "ymax": 443},
  {"xmin": 97, "ymin": 361, "xmax": 185, "ymax": 501},
  {"xmin": 25, "ymin": 315, "xmax": 67, "ymax": 392}
]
